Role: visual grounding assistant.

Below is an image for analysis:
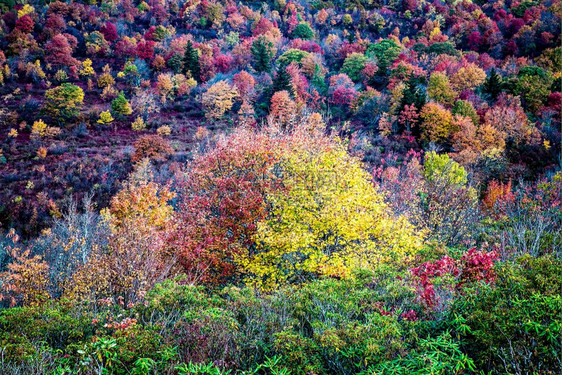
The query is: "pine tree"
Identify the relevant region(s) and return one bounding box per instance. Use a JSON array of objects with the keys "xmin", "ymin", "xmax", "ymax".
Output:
[
  {"xmin": 250, "ymin": 36, "xmax": 274, "ymax": 73},
  {"xmin": 183, "ymin": 40, "xmax": 200, "ymax": 82},
  {"xmin": 272, "ymin": 65, "xmax": 292, "ymax": 95},
  {"xmin": 401, "ymin": 76, "xmax": 426, "ymax": 111},
  {"xmin": 483, "ymin": 68, "xmax": 502, "ymax": 100}
]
